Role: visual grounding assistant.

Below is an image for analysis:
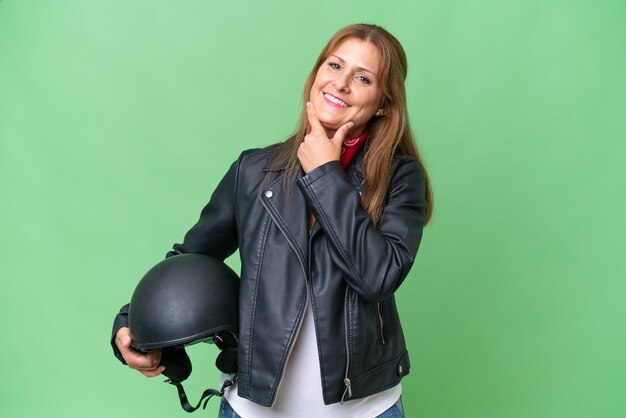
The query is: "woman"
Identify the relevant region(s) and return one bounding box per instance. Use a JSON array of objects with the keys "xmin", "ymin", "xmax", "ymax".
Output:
[{"xmin": 112, "ymin": 23, "xmax": 433, "ymax": 417}]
